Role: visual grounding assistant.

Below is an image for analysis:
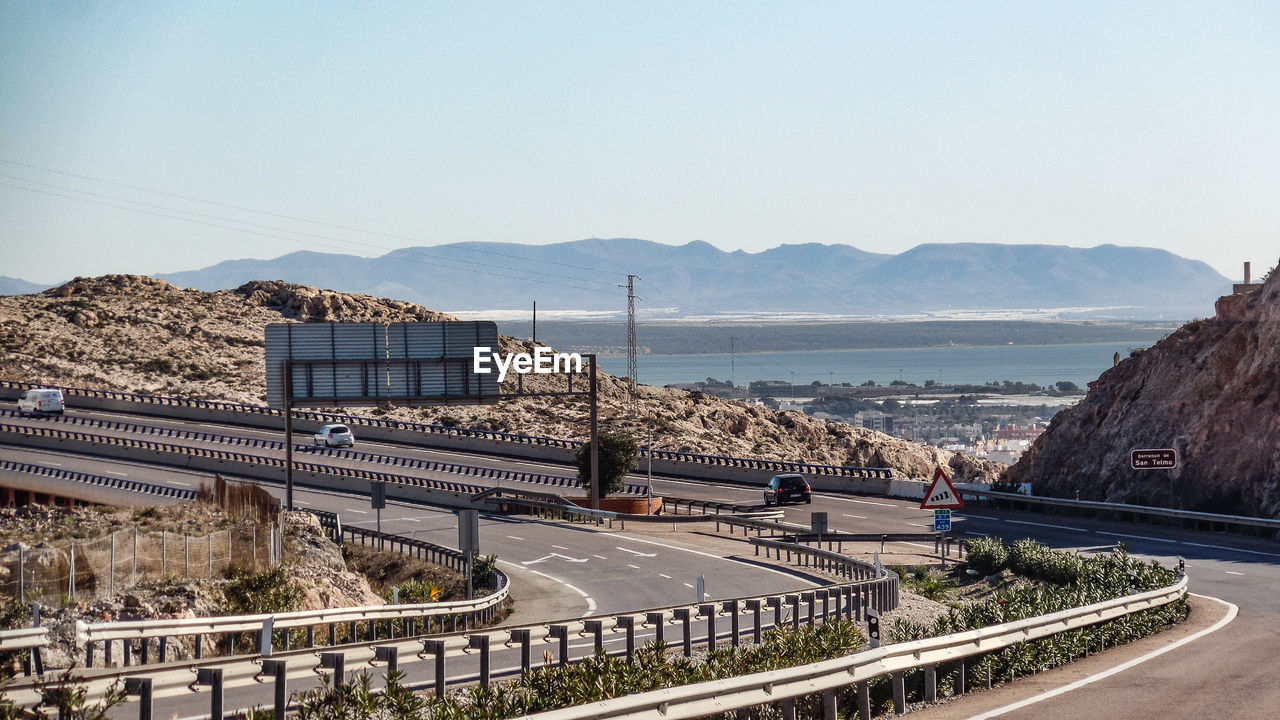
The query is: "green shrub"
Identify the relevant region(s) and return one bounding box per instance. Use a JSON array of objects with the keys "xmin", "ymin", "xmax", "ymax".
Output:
[
  {"xmin": 963, "ymin": 536, "xmax": 1009, "ymax": 575},
  {"xmin": 219, "ymin": 565, "xmax": 303, "ymax": 615}
]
